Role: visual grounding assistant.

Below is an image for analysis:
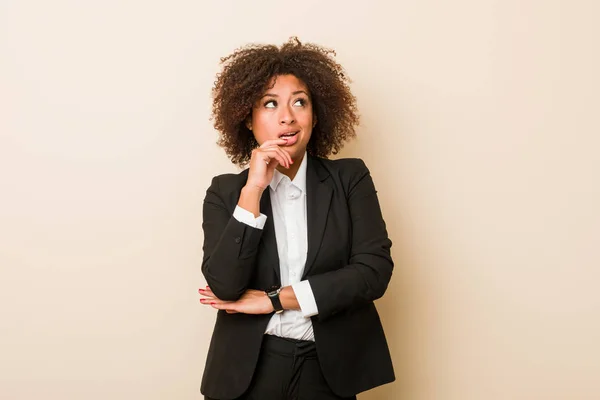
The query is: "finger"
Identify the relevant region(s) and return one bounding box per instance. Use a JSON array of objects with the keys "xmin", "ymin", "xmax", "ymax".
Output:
[
  {"xmin": 283, "ymin": 148, "xmax": 293, "ymax": 166},
  {"xmin": 267, "ymin": 145, "xmax": 293, "ymax": 167},
  {"xmin": 198, "ymin": 288, "xmax": 216, "ymax": 300},
  {"xmin": 226, "ymin": 310, "xmax": 239, "ymax": 314},
  {"xmin": 200, "ymin": 287, "xmax": 217, "ymax": 297},
  {"xmin": 266, "ymin": 152, "xmax": 288, "ymax": 169},
  {"xmin": 258, "ymin": 154, "xmax": 283, "ymax": 170},
  {"xmin": 253, "ymin": 147, "xmax": 282, "ymax": 168},
  {"xmin": 261, "ymin": 152, "xmax": 282, "ymax": 169},
  {"xmin": 259, "ymin": 138, "xmax": 289, "ymax": 149},
  {"xmin": 255, "ymin": 142, "xmax": 293, "ymax": 168},
  {"xmin": 203, "ymin": 297, "xmax": 232, "ymax": 305},
  {"xmin": 211, "ymin": 302, "xmax": 238, "ymax": 312},
  {"xmin": 260, "ymin": 148, "xmax": 290, "ymax": 169}
]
